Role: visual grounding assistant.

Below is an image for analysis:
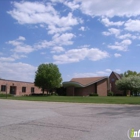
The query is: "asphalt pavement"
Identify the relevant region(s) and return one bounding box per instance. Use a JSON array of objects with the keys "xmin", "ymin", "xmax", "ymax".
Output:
[{"xmin": 0, "ymin": 99, "xmax": 140, "ymax": 140}]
